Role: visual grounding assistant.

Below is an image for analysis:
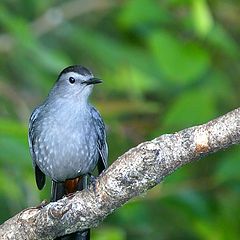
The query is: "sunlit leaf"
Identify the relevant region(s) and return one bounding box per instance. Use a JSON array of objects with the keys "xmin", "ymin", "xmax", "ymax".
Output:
[{"xmin": 191, "ymin": 0, "xmax": 213, "ymax": 37}]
